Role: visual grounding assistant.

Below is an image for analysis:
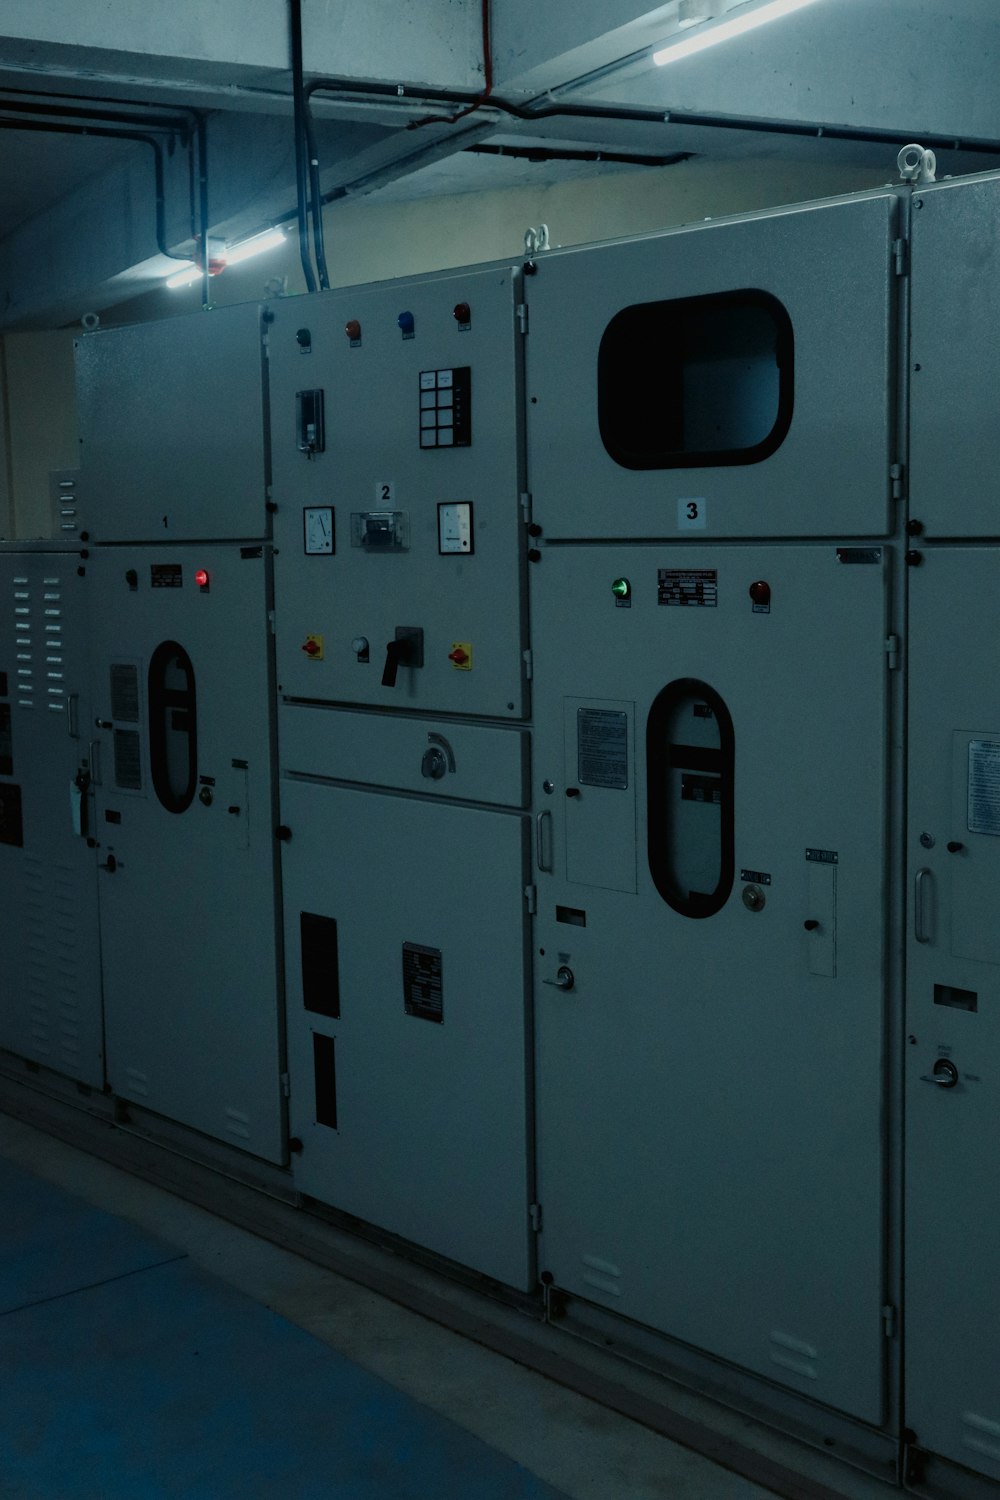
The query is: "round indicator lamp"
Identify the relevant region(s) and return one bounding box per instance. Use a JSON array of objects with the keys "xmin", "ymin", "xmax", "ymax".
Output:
[
  {"xmin": 397, "ymin": 310, "xmax": 415, "ymax": 334},
  {"xmin": 749, "ymin": 579, "xmax": 771, "ymax": 607},
  {"xmin": 453, "ymin": 302, "xmax": 471, "ymax": 324},
  {"xmin": 345, "ymin": 319, "xmax": 361, "ymax": 341},
  {"xmin": 194, "ymin": 568, "xmax": 210, "ymax": 589},
  {"xmin": 611, "ymin": 577, "xmax": 631, "ymax": 601}
]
